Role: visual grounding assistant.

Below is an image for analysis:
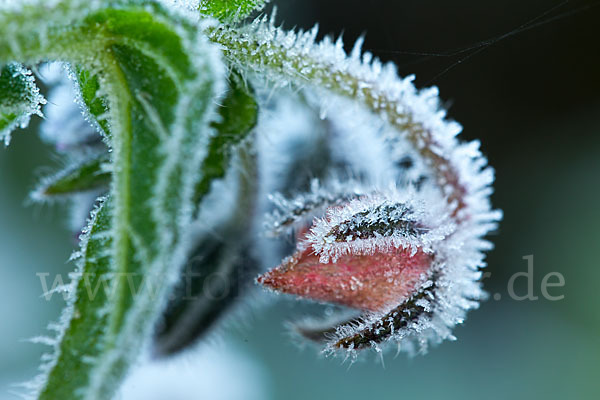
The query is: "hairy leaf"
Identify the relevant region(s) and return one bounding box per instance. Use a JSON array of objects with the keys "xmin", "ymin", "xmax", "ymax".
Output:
[
  {"xmin": 195, "ymin": 70, "xmax": 258, "ymax": 203},
  {"xmin": 33, "ymin": 153, "xmax": 111, "ymax": 199},
  {"xmin": 75, "ymin": 67, "xmax": 111, "ymax": 137},
  {"xmin": 47, "ymin": 197, "xmax": 113, "ymax": 399},
  {"xmin": 154, "ymin": 71, "xmax": 258, "ymax": 356},
  {"xmin": 0, "ymin": 1, "xmax": 224, "ymax": 398},
  {"xmin": 34, "ymin": 68, "xmax": 257, "ymax": 204},
  {"xmin": 0, "ymin": 63, "xmax": 45, "ymax": 145}
]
